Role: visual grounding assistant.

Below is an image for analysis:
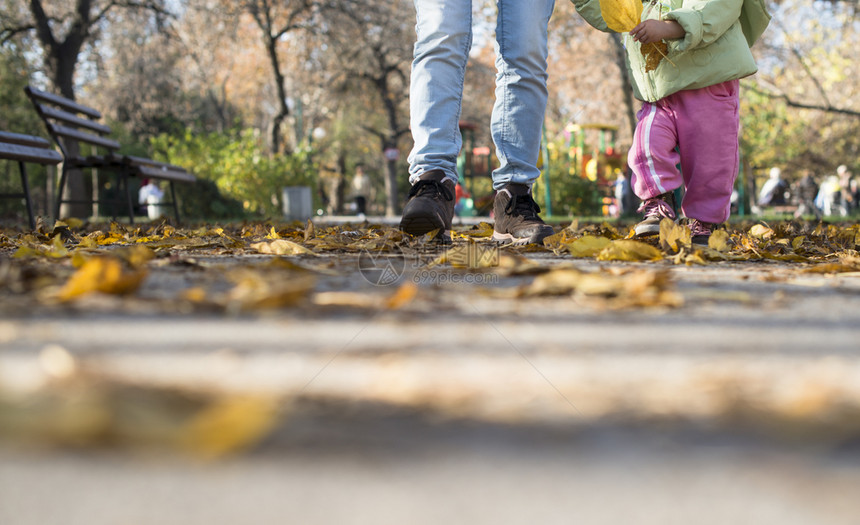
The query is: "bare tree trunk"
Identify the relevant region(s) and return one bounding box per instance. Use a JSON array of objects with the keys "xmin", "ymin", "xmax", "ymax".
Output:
[
  {"xmin": 31, "ymin": 0, "xmax": 92, "ymax": 217},
  {"xmin": 611, "ymin": 34, "xmax": 638, "ymax": 141},
  {"xmin": 264, "ymin": 34, "xmax": 290, "ymax": 154},
  {"xmin": 244, "ymin": 0, "xmax": 311, "ymax": 155},
  {"xmin": 383, "ymin": 142, "xmax": 398, "ymax": 217},
  {"xmin": 376, "ymin": 77, "xmax": 407, "ymax": 217}
]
